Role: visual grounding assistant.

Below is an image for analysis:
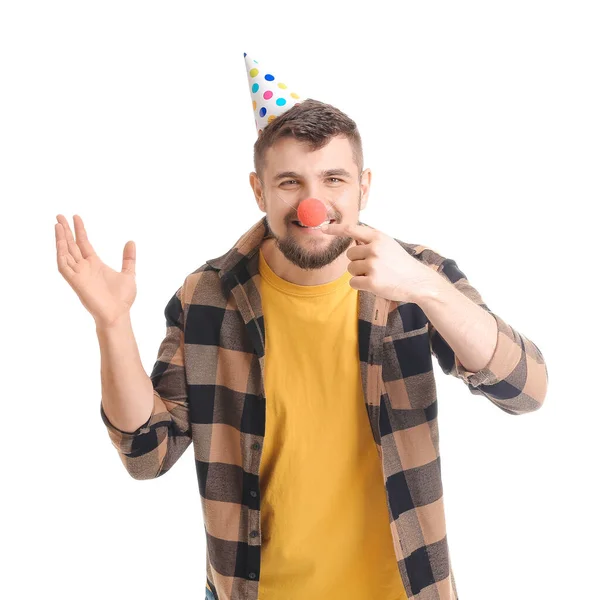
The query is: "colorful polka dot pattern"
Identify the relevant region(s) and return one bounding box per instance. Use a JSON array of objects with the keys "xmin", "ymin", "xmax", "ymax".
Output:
[{"xmin": 244, "ymin": 52, "xmax": 304, "ymax": 136}]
